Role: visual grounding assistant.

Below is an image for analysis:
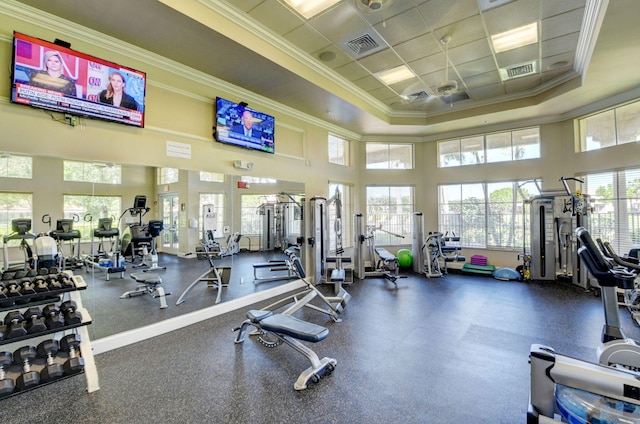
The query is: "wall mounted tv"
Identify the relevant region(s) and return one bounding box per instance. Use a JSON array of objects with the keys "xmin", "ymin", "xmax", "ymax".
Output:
[
  {"xmin": 215, "ymin": 97, "xmax": 275, "ymax": 154},
  {"xmin": 10, "ymin": 32, "xmax": 146, "ymax": 128}
]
